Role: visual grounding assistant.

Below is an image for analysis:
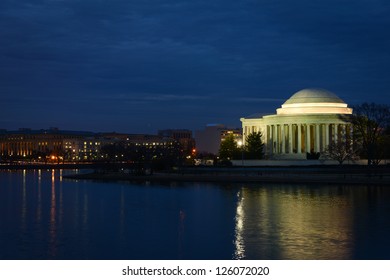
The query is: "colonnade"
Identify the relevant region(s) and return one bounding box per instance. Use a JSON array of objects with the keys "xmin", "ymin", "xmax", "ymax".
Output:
[
  {"xmin": 0, "ymin": 141, "xmax": 63, "ymax": 157},
  {"xmin": 264, "ymin": 123, "xmax": 352, "ymax": 155},
  {"xmin": 0, "ymin": 142, "xmax": 35, "ymax": 156}
]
